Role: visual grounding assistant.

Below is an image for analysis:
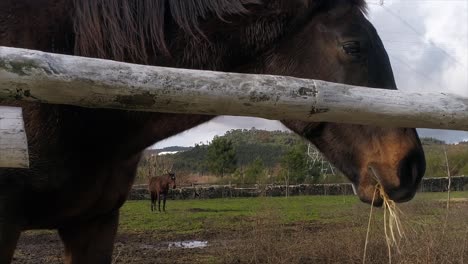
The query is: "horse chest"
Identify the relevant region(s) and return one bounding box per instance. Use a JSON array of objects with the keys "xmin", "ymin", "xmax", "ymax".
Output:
[
  {"xmin": 22, "ymin": 154, "xmax": 139, "ymax": 228},
  {"xmin": 7, "ymin": 103, "xmax": 209, "ymax": 229}
]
